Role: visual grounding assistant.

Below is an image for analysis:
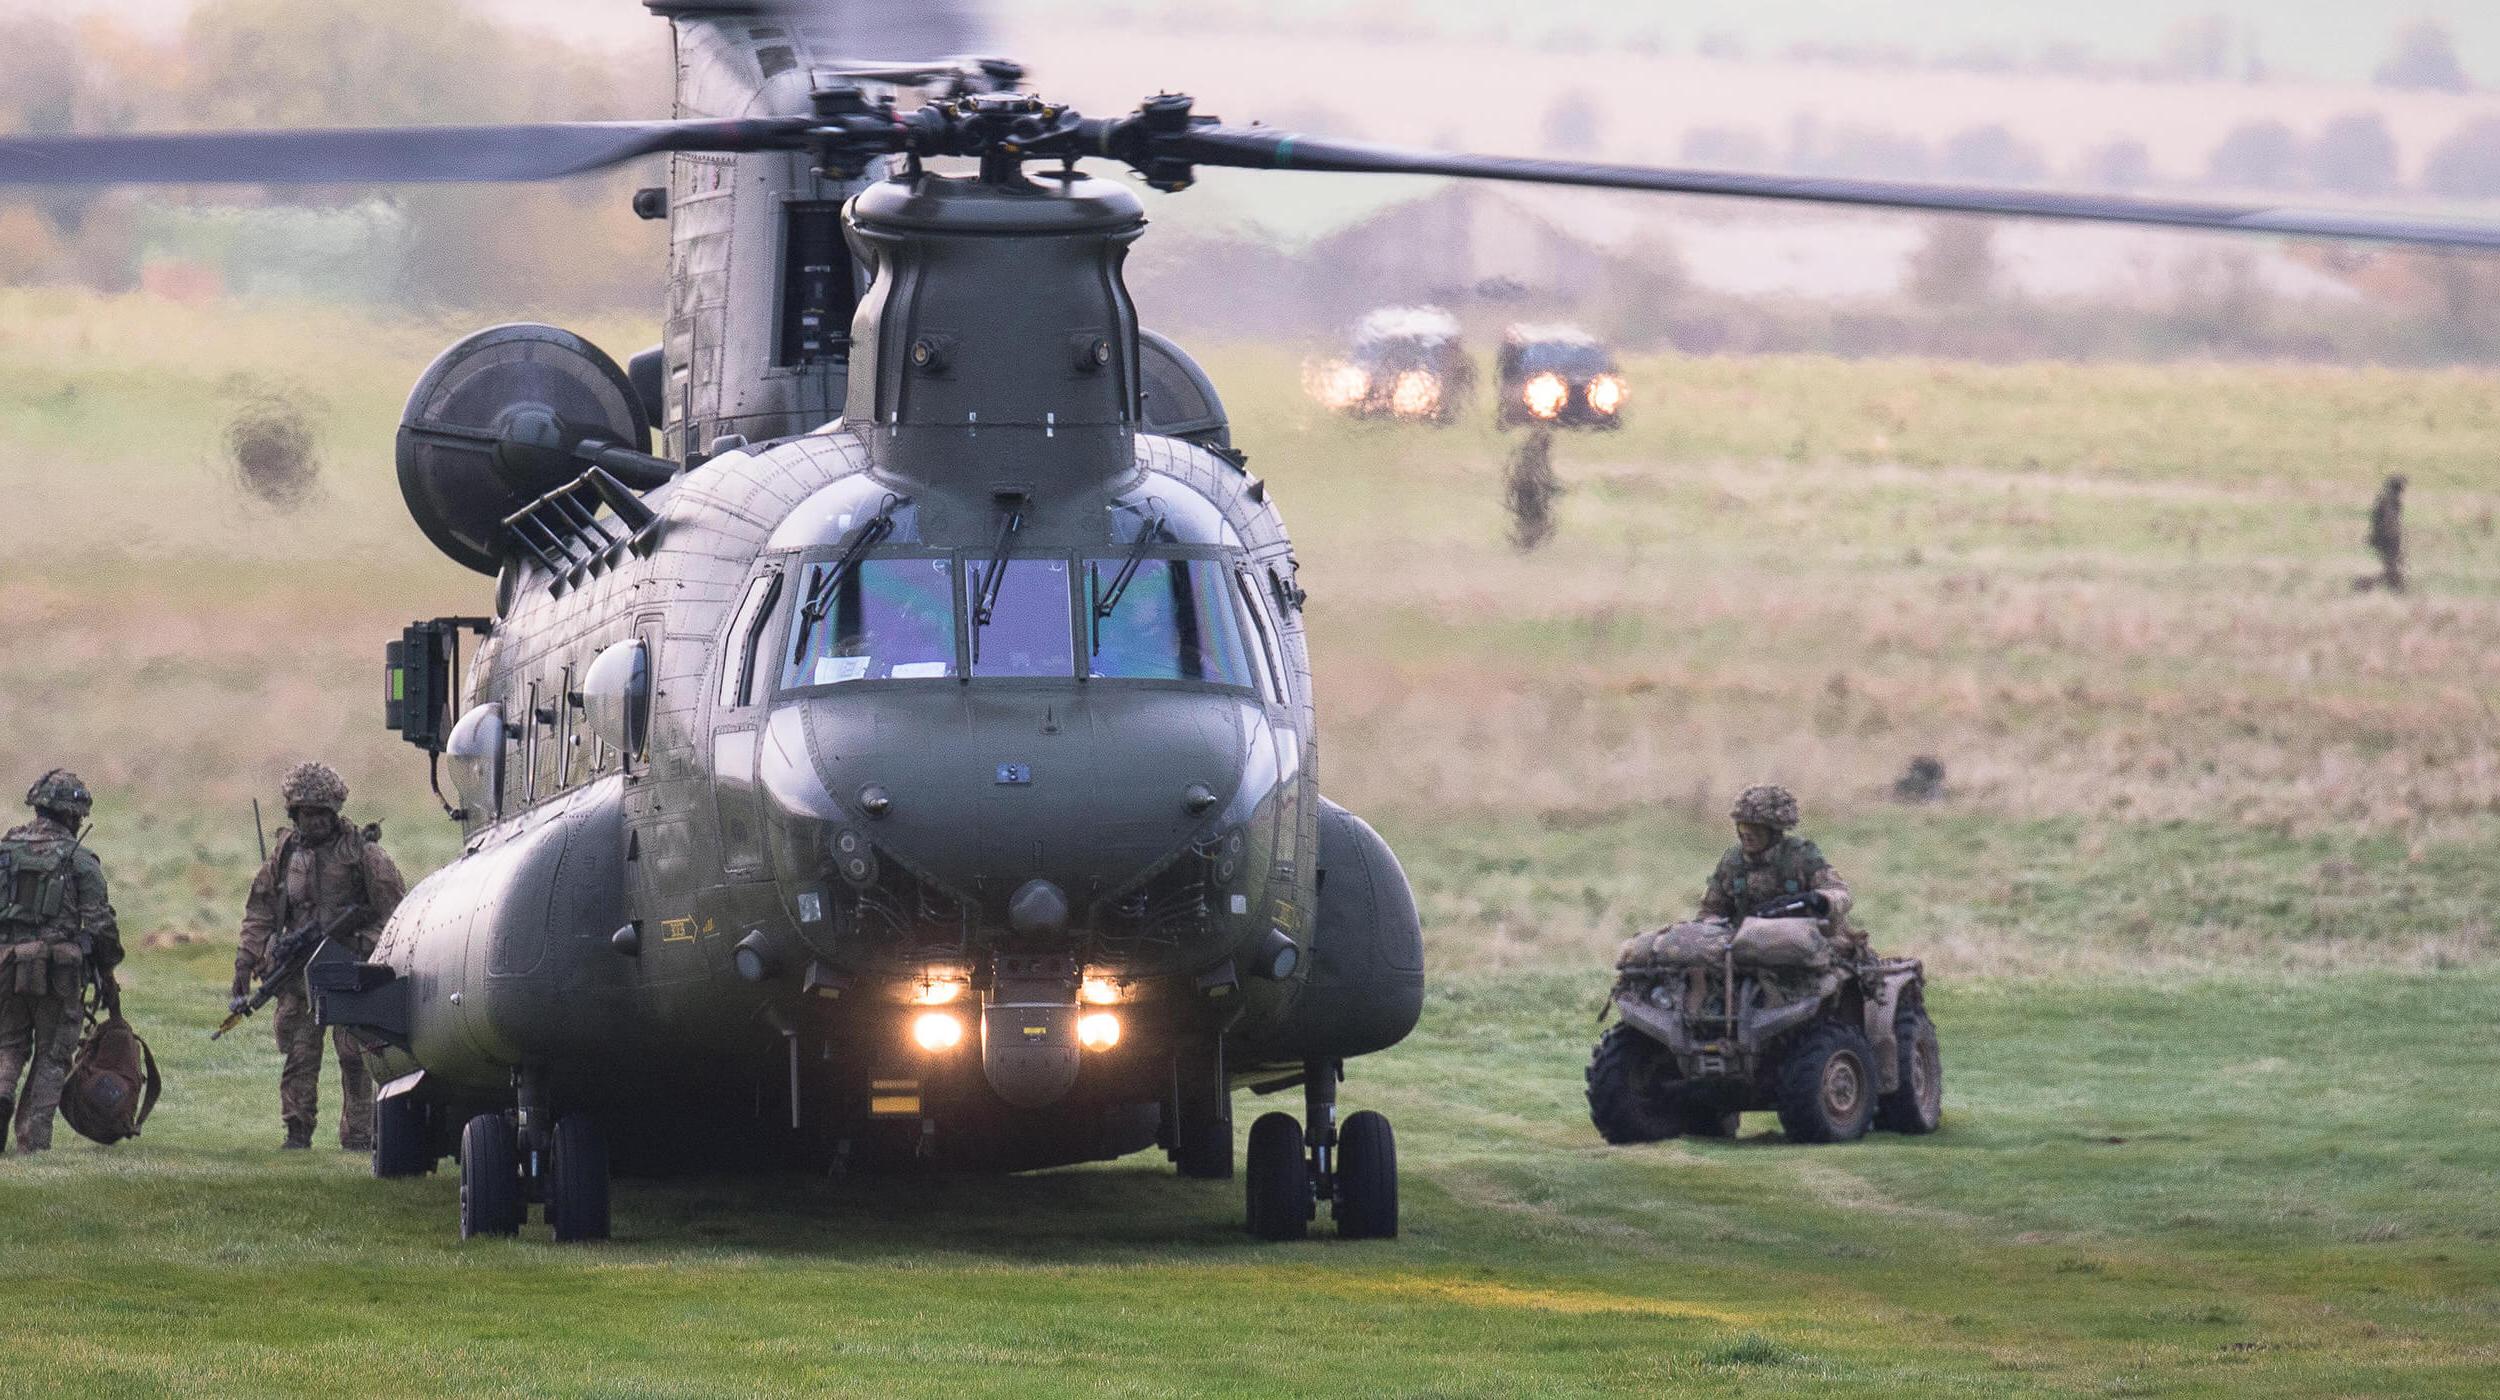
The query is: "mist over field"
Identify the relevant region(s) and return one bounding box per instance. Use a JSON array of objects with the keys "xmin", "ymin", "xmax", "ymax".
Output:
[{"xmin": 2, "ymin": 3, "xmax": 2499, "ymax": 1395}]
